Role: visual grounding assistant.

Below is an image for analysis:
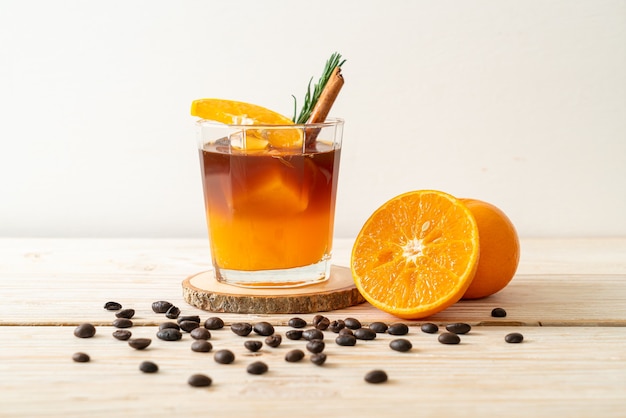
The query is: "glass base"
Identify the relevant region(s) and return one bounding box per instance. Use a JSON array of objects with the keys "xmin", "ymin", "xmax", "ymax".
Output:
[{"xmin": 214, "ymin": 258, "xmax": 331, "ymax": 289}]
